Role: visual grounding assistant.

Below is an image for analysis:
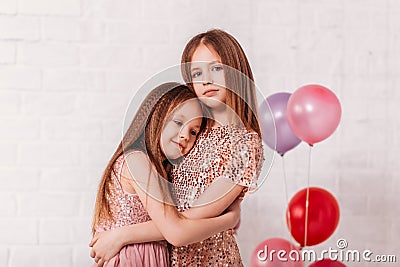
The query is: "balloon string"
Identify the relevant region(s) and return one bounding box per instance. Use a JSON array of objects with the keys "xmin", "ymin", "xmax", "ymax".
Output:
[
  {"xmin": 282, "ymin": 156, "xmax": 291, "ymax": 235},
  {"xmin": 304, "ymin": 145, "xmax": 313, "ymax": 247}
]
